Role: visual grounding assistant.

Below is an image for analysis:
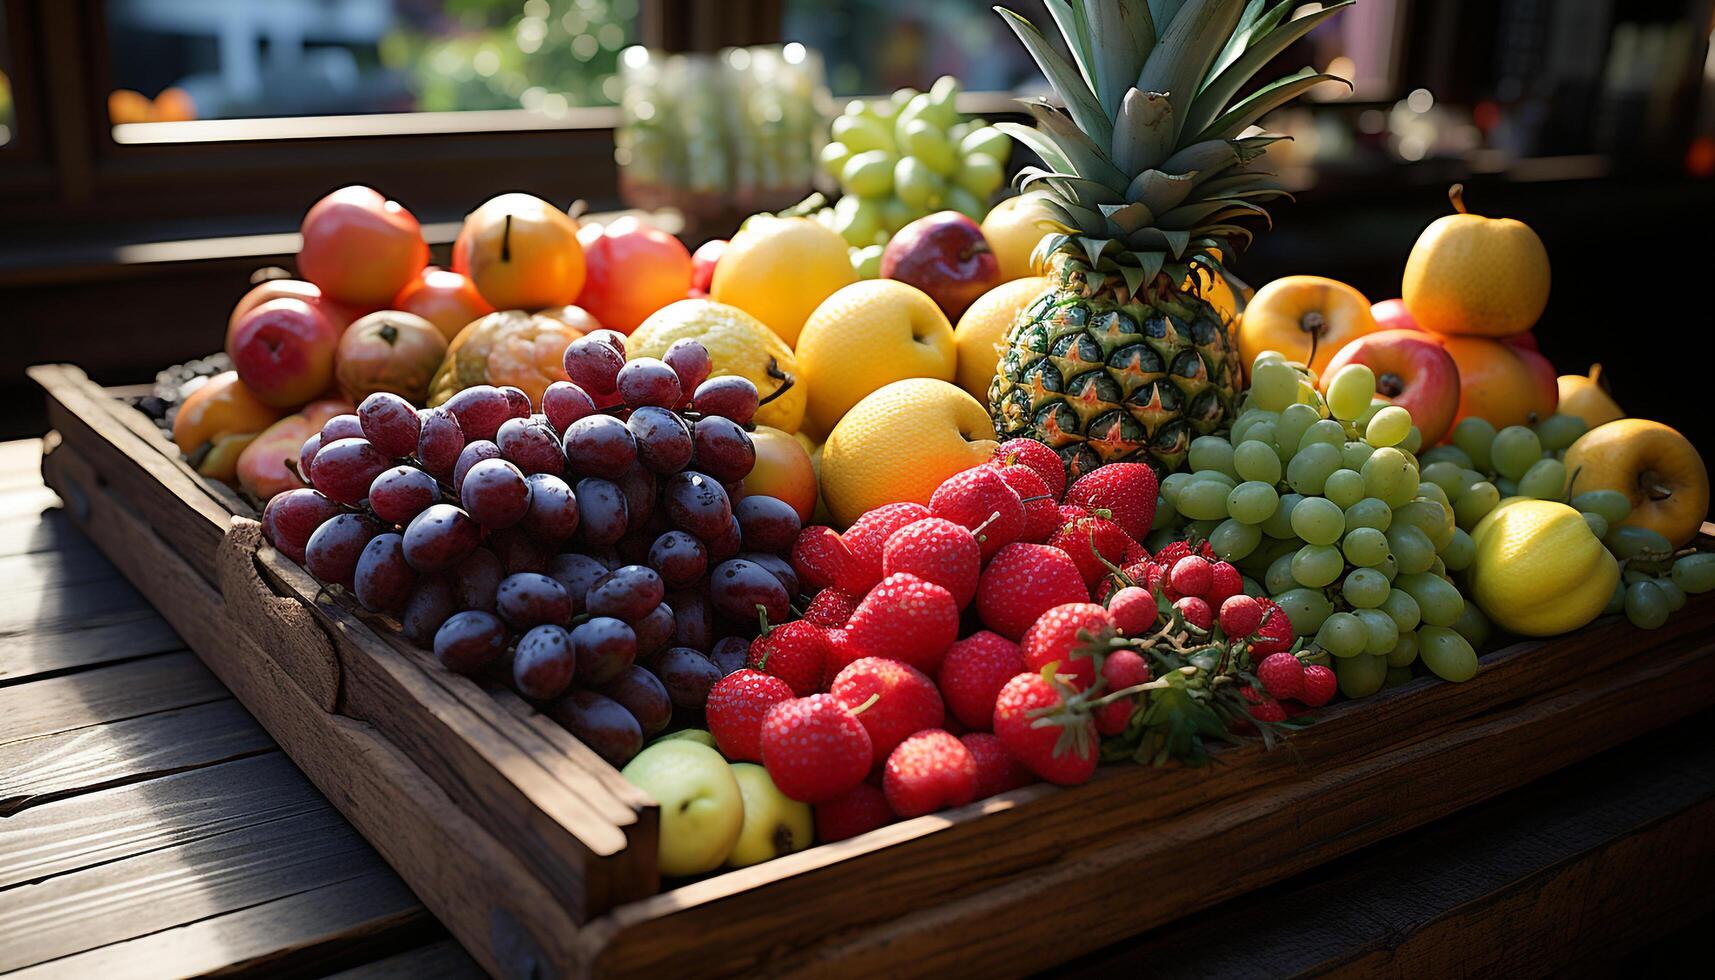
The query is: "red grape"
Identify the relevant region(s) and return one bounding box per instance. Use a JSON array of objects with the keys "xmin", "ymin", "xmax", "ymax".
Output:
[
  {"xmin": 543, "ymin": 381, "xmax": 599, "ymax": 433},
  {"xmin": 709, "ymin": 558, "xmax": 791, "ymax": 624},
  {"xmin": 653, "ymin": 647, "xmax": 722, "ymax": 708},
  {"xmin": 434, "ymin": 610, "xmax": 507, "ymax": 673},
  {"xmin": 452, "ymin": 440, "xmax": 504, "ymax": 495},
  {"xmin": 663, "ymin": 471, "xmax": 732, "ymax": 542},
  {"xmin": 585, "ymin": 328, "xmax": 629, "ymax": 352},
  {"xmin": 312, "ymin": 438, "xmax": 392, "ymax": 505},
  {"xmin": 496, "ymin": 572, "xmax": 572, "ymax": 629},
  {"xmin": 572, "ymin": 616, "xmax": 638, "ymax": 685},
  {"xmin": 487, "ymin": 526, "xmax": 551, "ymax": 574},
  {"xmin": 461, "ymin": 458, "xmax": 530, "ymax": 529},
  {"xmin": 402, "ymin": 504, "xmax": 482, "ymax": 573},
  {"xmin": 617, "ymin": 357, "xmax": 681, "ymax": 408},
  {"xmin": 738, "ymin": 552, "xmax": 799, "ymax": 598},
  {"xmin": 585, "ymin": 564, "xmax": 665, "ymax": 622},
  {"xmin": 614, "ymin": 464, "xmax": 657, "ymax": 532},
  {"xmin": 498, "ymin": 386, "xmax": 532, "ymax": 421},
  {"xmin": 562, "ymin": 415, "xmax": 637, "ymax": 476},
  {"xmin": 691, "ymin": 416, "xmax": 756, "ymax": 482},
  {"xmin": 521, "ymin": 473, "xmax": 579, "ymax": 541},
  {"xmin": 261, "ymin": 488, "xmax": 342, "ymax": 564},
  {"xmin": 574, "ymin": 478, "xmax": 628, "ymax": 546},
  {"xmin": 627, "ymin": 406, "xmax": 693, "ymax": 474},
  {"xmin": 417, "ymin": 408, "xmax": 465, "ymax": 480},
  {"xmin": 358, "ymin": 392, "xmax": 421, "ymax": 458},
  {"xmin": 562, "ymin": 336, "xmax": 625, "ymax": 395},
  {"xmin": 442, "ymin": 385, "xmax": 513, "ymax": 442},
  {"xmin": 734, "ymin": 495, "xmax": 801, "ymax": 552},
  {"xmin": 546, "ymin": 552, "xmax": 610, "ymax": 615},
  {"xmin": 513, "ymin": 624, "xmax": 576, "ymax": 701},
  {"xmin": 550, "ymin": 689, "xmax": 641, "ymax": 768},
  {"xmin": 496, "ymin": 416, "xmax": 565, "ymax": 475},
  {"xmin": 666, "ymin": 590, "xmax": 714, "ymax": 652},
  {"xmin": 354, "ymin": 532, "xmax": 415, "ymax": 613},
  {"xmin": 708, "ymin": 636, "xmax": 749, "ymax": 676},
  {"xmin": 401, "ymin": 575, "xmax": 456, "ymax": 646},
  {"xmin": 368, "ymin": 465, "xmax": 441, "ymax": 525},
  {"xmin": 663, "ymin": 339, "xmax": 711, "ymax": 402},
  {"xmin": 649, "ymin": 530, "xmax": 707, "ymax": 588},
  {"xmin": 595, "ymin": 665, "xmax": 672, "ymax": 736},
  {"xmin": 707, "ymin": 514, "xmax": 744, "ymax": 563},
  {"xmin": 297, "ymin": 433, "xmax": 322, "ymax": 486},
  {"xmin": 692, "ymin": 376, "xmax": 758, "ymax": 425},
  {"xmin": 320, "ymin": 414, "xmax": 364, "ymax": 443},
  {"xmin": 304, "ymin": 512, "xmax": 381, "ymax": 588},
  {"xmin": 450, "ymin": 547, "xmax": 503, "ymax": 612},
  {"xmin": 632, "ymin": 602, "xmax": 675, "ymax": 658}
]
